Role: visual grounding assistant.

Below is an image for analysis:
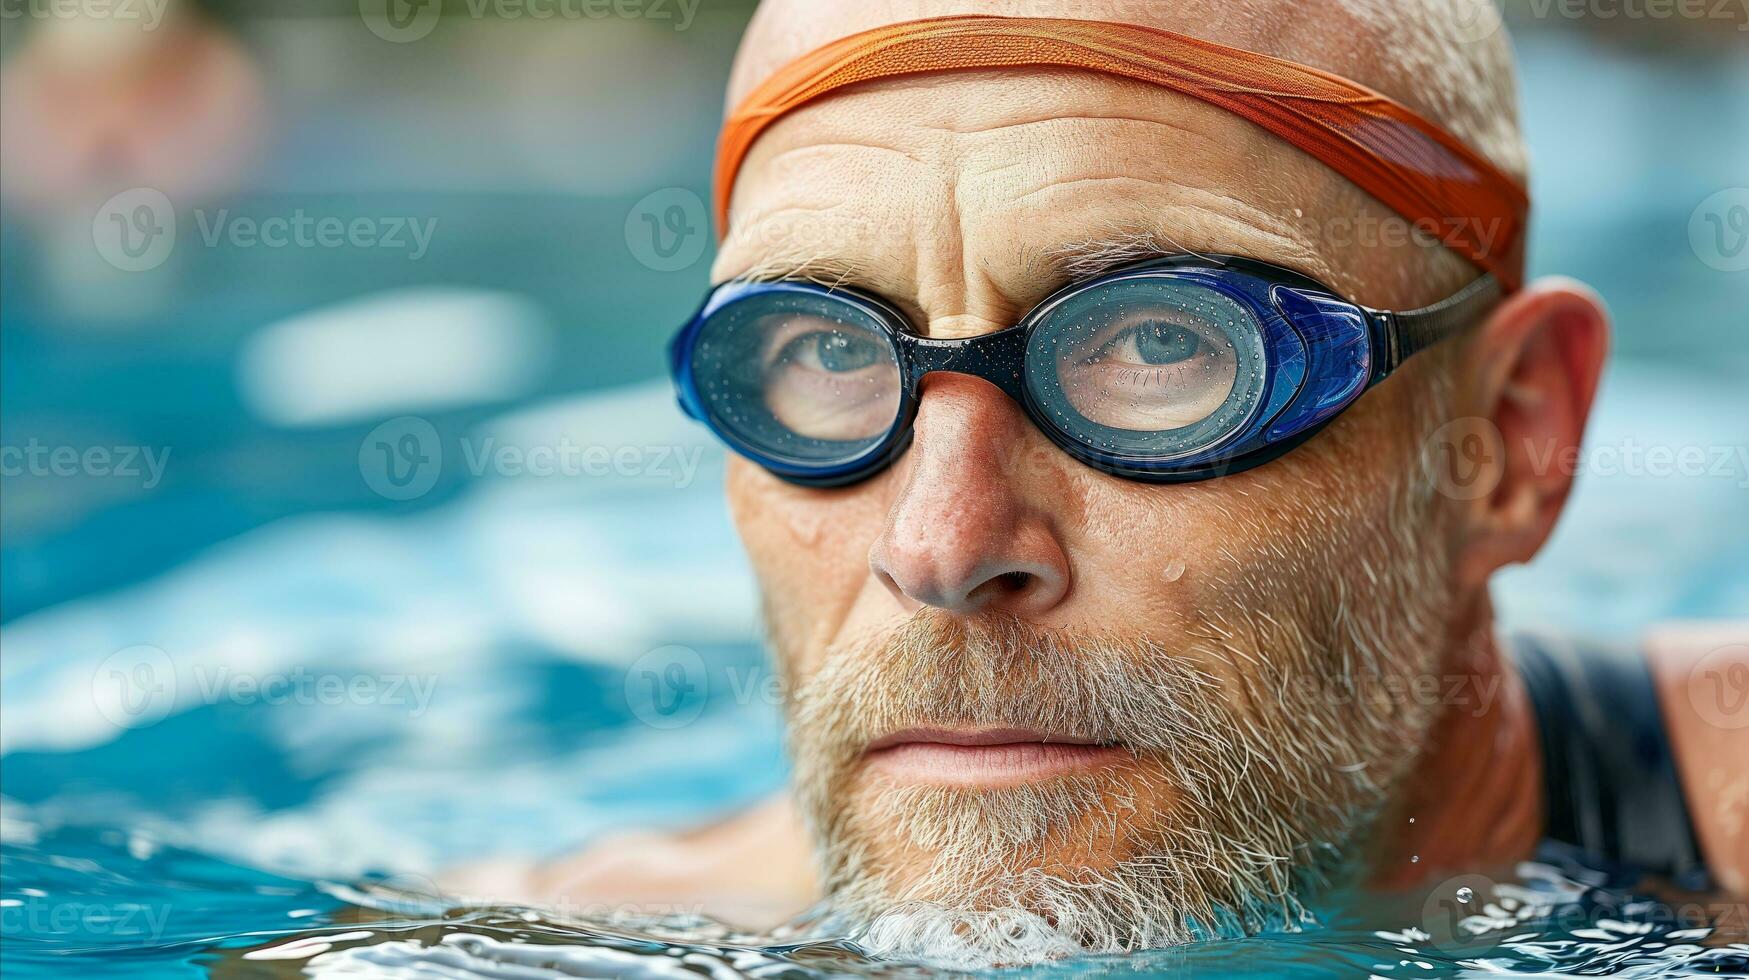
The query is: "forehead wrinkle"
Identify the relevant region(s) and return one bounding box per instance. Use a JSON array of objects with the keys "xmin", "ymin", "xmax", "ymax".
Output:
[
  {"xmin": 718, "ymin": 71, "xmax": 1450, "ymax": 321},
  {"xmin": 721, "ymin": 159, "xmax": 1344, "ymax": 326},
  {"xmin": 922, "ymin": 105, "xmax": 1217, "ymax": 140},
  {"xmin": 759, "ymin": 139, "xmax": 931, "ymax": 175}
]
